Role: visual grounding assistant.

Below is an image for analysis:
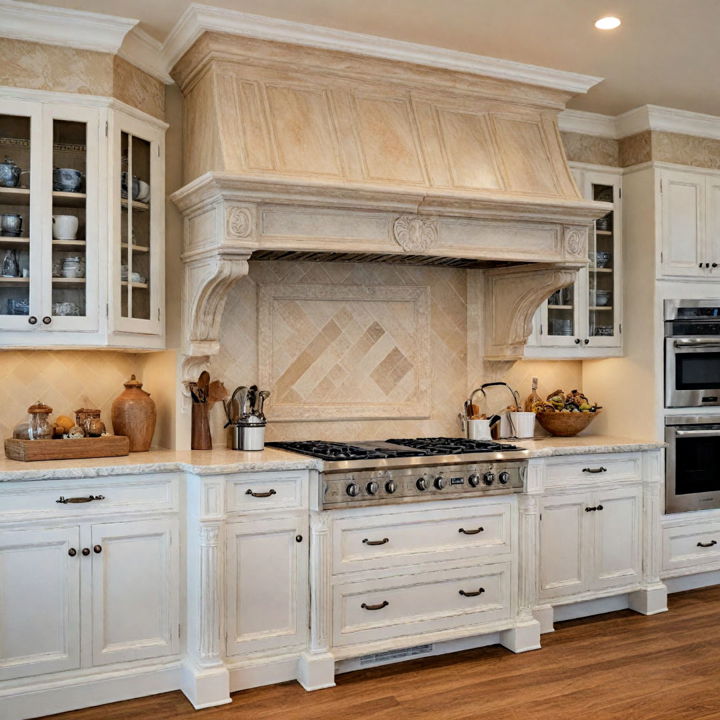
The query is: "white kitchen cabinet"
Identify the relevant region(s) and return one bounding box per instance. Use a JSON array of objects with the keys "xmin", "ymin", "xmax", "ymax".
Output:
[
  {"xmin": 225, "ymin": 514, "xmax": 308, "ymax": 656},
  {"xmin": 0, "ymin": 526, "xmax": 81, "ymax": 681},
  {"xmin": 658, "ymin": 167, "xmax": 720, "ymax": 280},
  {"xmin": 526, "ymin": 164, "xmax": 623, "ymax": 358},
  {"xmin": 0, "ymin": 89, "xmax": 166, "ymax": 348},
  {"xmin": 539, "ymin": 484, "xmax": 642, "ymax": 603},
  {"xmin": 91, "ymin": 519, "xmax": 179, "ymax": 666}
]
